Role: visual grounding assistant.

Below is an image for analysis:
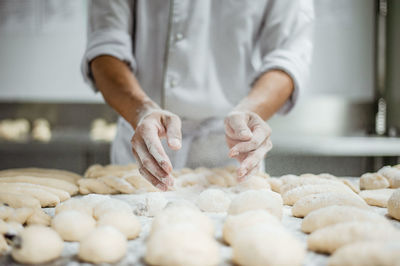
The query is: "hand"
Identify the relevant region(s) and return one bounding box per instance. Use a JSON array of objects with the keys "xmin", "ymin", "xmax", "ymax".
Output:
[
  {"xmin": 131, "ymin": 106, "xmax": 182, "ymax": 191},
  {"xmin": 224, "ymin": 111, "xmax": 272, "ymax": 181}
]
